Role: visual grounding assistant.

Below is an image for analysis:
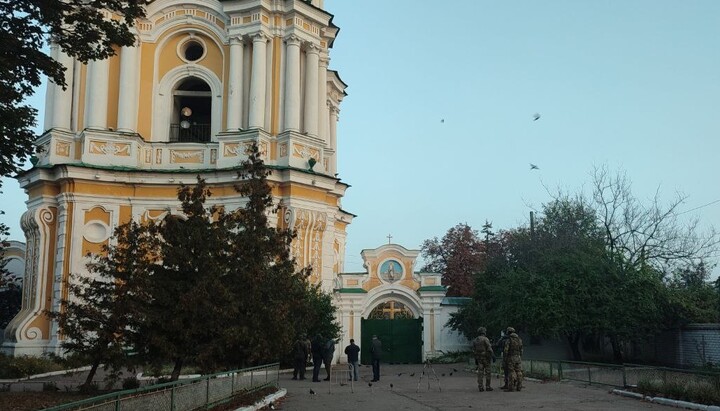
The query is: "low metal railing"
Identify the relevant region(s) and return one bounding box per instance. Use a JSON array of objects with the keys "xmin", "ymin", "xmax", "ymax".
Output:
[
  {"xmin": 169, "ymin": 123, "xmax": 211, "ymax": 143},
  {"xmin": 42, "ymin": 363, "xmax": 280, "ymax": 411},
  {"xmin": 497, "ymin": 359, "xmax": 720, "ymax": 389}
]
